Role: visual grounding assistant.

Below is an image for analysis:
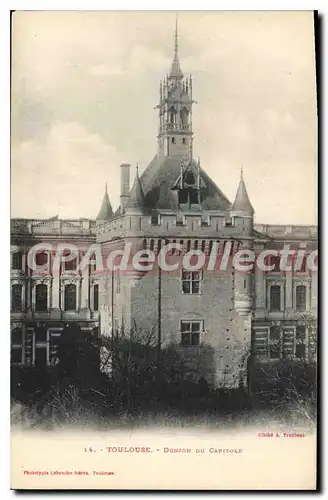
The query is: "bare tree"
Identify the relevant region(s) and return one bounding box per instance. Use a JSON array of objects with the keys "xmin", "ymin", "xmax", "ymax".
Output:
[{"xmin": 253, "ymin": 313, "xmax": 317, "ymax": 426}]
